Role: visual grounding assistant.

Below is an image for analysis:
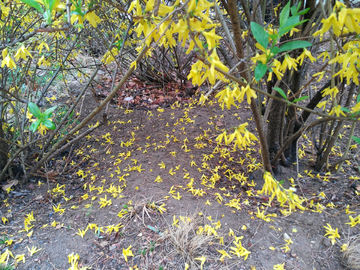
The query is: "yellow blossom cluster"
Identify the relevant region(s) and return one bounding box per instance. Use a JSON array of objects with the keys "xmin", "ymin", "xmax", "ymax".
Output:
[{"xmin": 258, "ymin": 172, "xmax": 306, "ymax": 215}]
